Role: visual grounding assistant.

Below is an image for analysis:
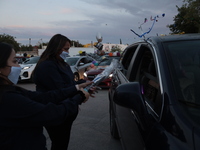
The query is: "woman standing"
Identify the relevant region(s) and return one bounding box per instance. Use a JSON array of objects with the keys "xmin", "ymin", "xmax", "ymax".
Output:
[
  {"xmin": 0, "ymin": 42, "xmax": 90, "ymax": 150},
  {"xmin": 33, "ymin": 34, "xmax": 92, "ymax": 150}
]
